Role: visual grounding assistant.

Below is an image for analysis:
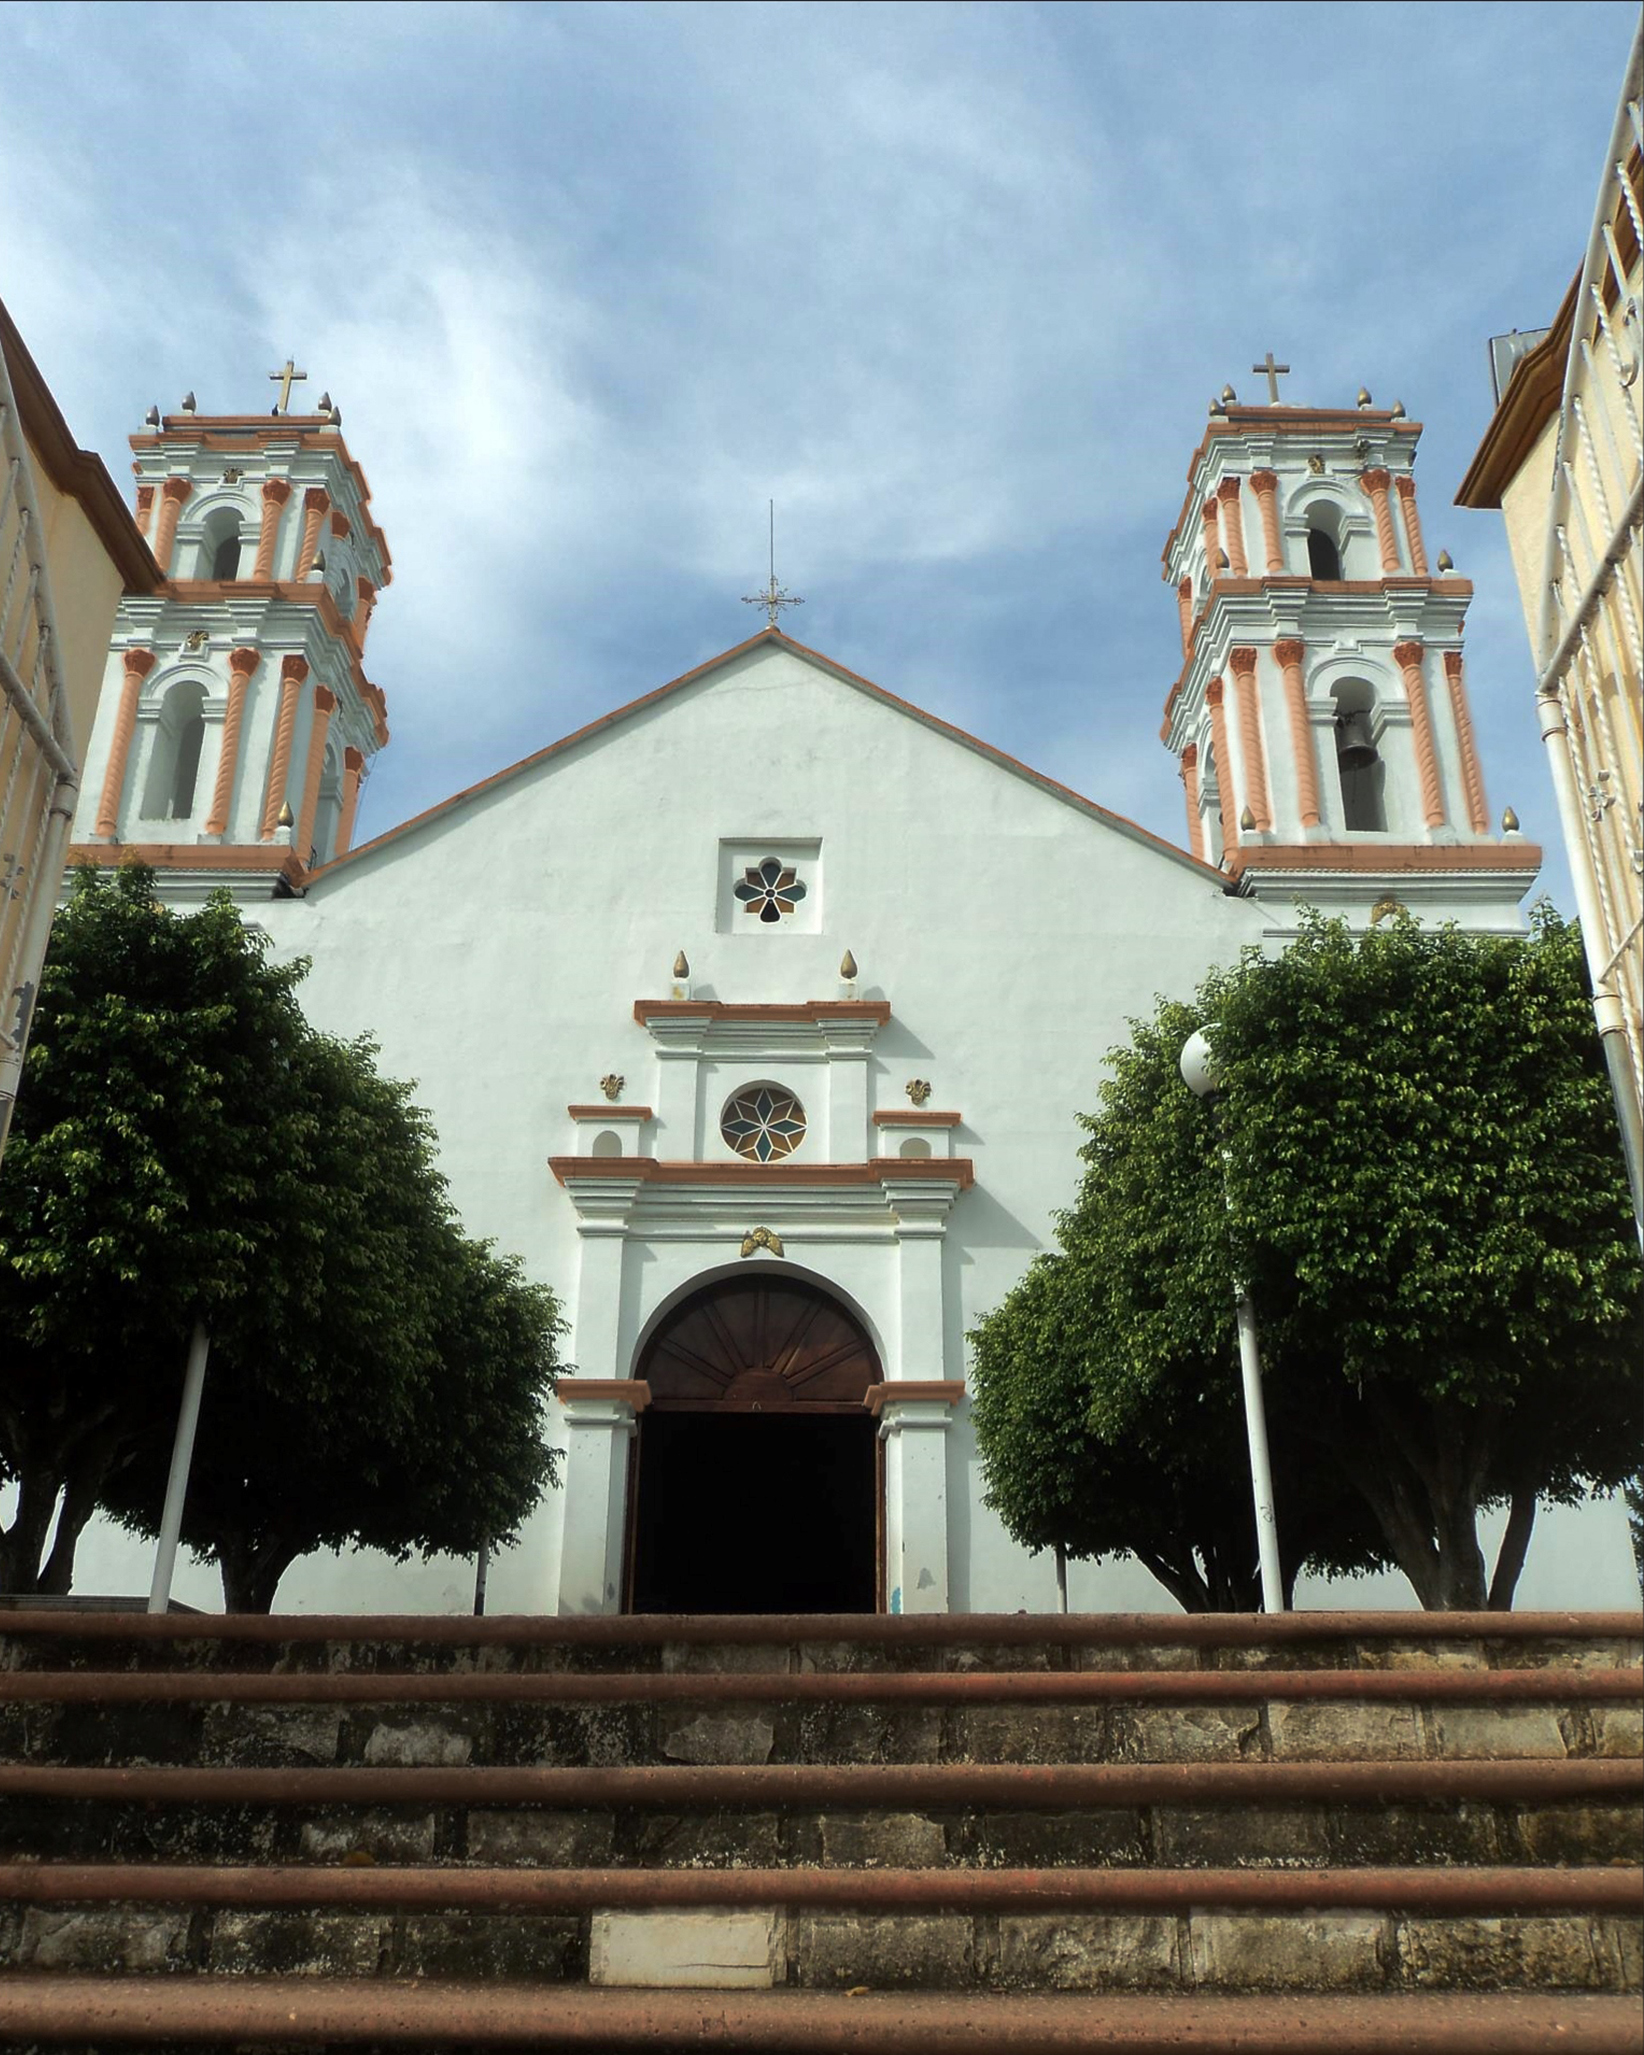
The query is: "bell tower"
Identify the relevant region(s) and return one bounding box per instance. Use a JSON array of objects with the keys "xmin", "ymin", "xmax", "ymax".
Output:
[
  {"xmin": 69, "ymin": 368, "xmax": 391, "ymax": 898},
  {"xmin": 1159, "ymin": 367, "xmax": 1539, "ymax": 926}
]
